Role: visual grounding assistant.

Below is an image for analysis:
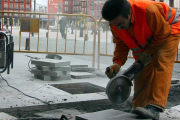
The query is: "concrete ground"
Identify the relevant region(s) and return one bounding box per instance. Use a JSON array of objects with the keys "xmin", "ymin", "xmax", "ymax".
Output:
[
  {"xmin": 0, "ymin": 52, "xmax": 180, "ymax": 119},
  {"xmin": 0, "ymin": 28, "xmax": 180, "ymax": 119}
]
